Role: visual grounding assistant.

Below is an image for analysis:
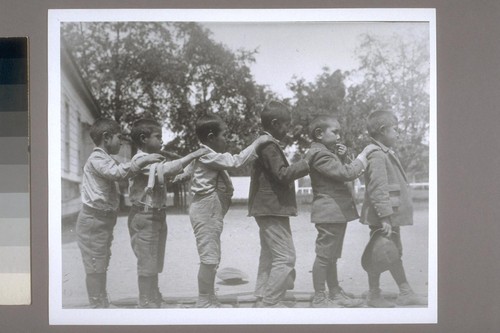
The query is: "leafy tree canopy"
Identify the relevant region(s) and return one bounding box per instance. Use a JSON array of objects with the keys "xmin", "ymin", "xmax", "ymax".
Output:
[{"xmin": 62, "ymin": 22, "xmax": 273, "ymax": 156}]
